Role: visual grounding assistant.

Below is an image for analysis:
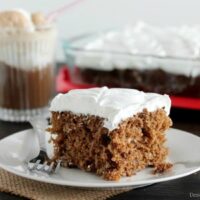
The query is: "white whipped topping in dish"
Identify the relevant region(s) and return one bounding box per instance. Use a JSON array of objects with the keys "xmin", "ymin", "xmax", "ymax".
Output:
[
  {"xmin": 74, "ymin": 22, "xmax": 200, "ymax": 77},
  {"xmin": 50, "ymin": 87, "xmax": 171, "ymax": 131}
]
